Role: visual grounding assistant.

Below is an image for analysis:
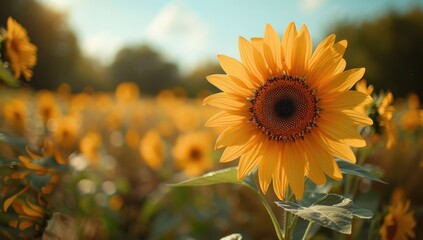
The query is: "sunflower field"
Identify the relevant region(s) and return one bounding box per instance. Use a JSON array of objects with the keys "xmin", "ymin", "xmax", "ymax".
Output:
[{"xmin": 1, "ymin": 2, "xmax": 423, "ymax": 240}]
